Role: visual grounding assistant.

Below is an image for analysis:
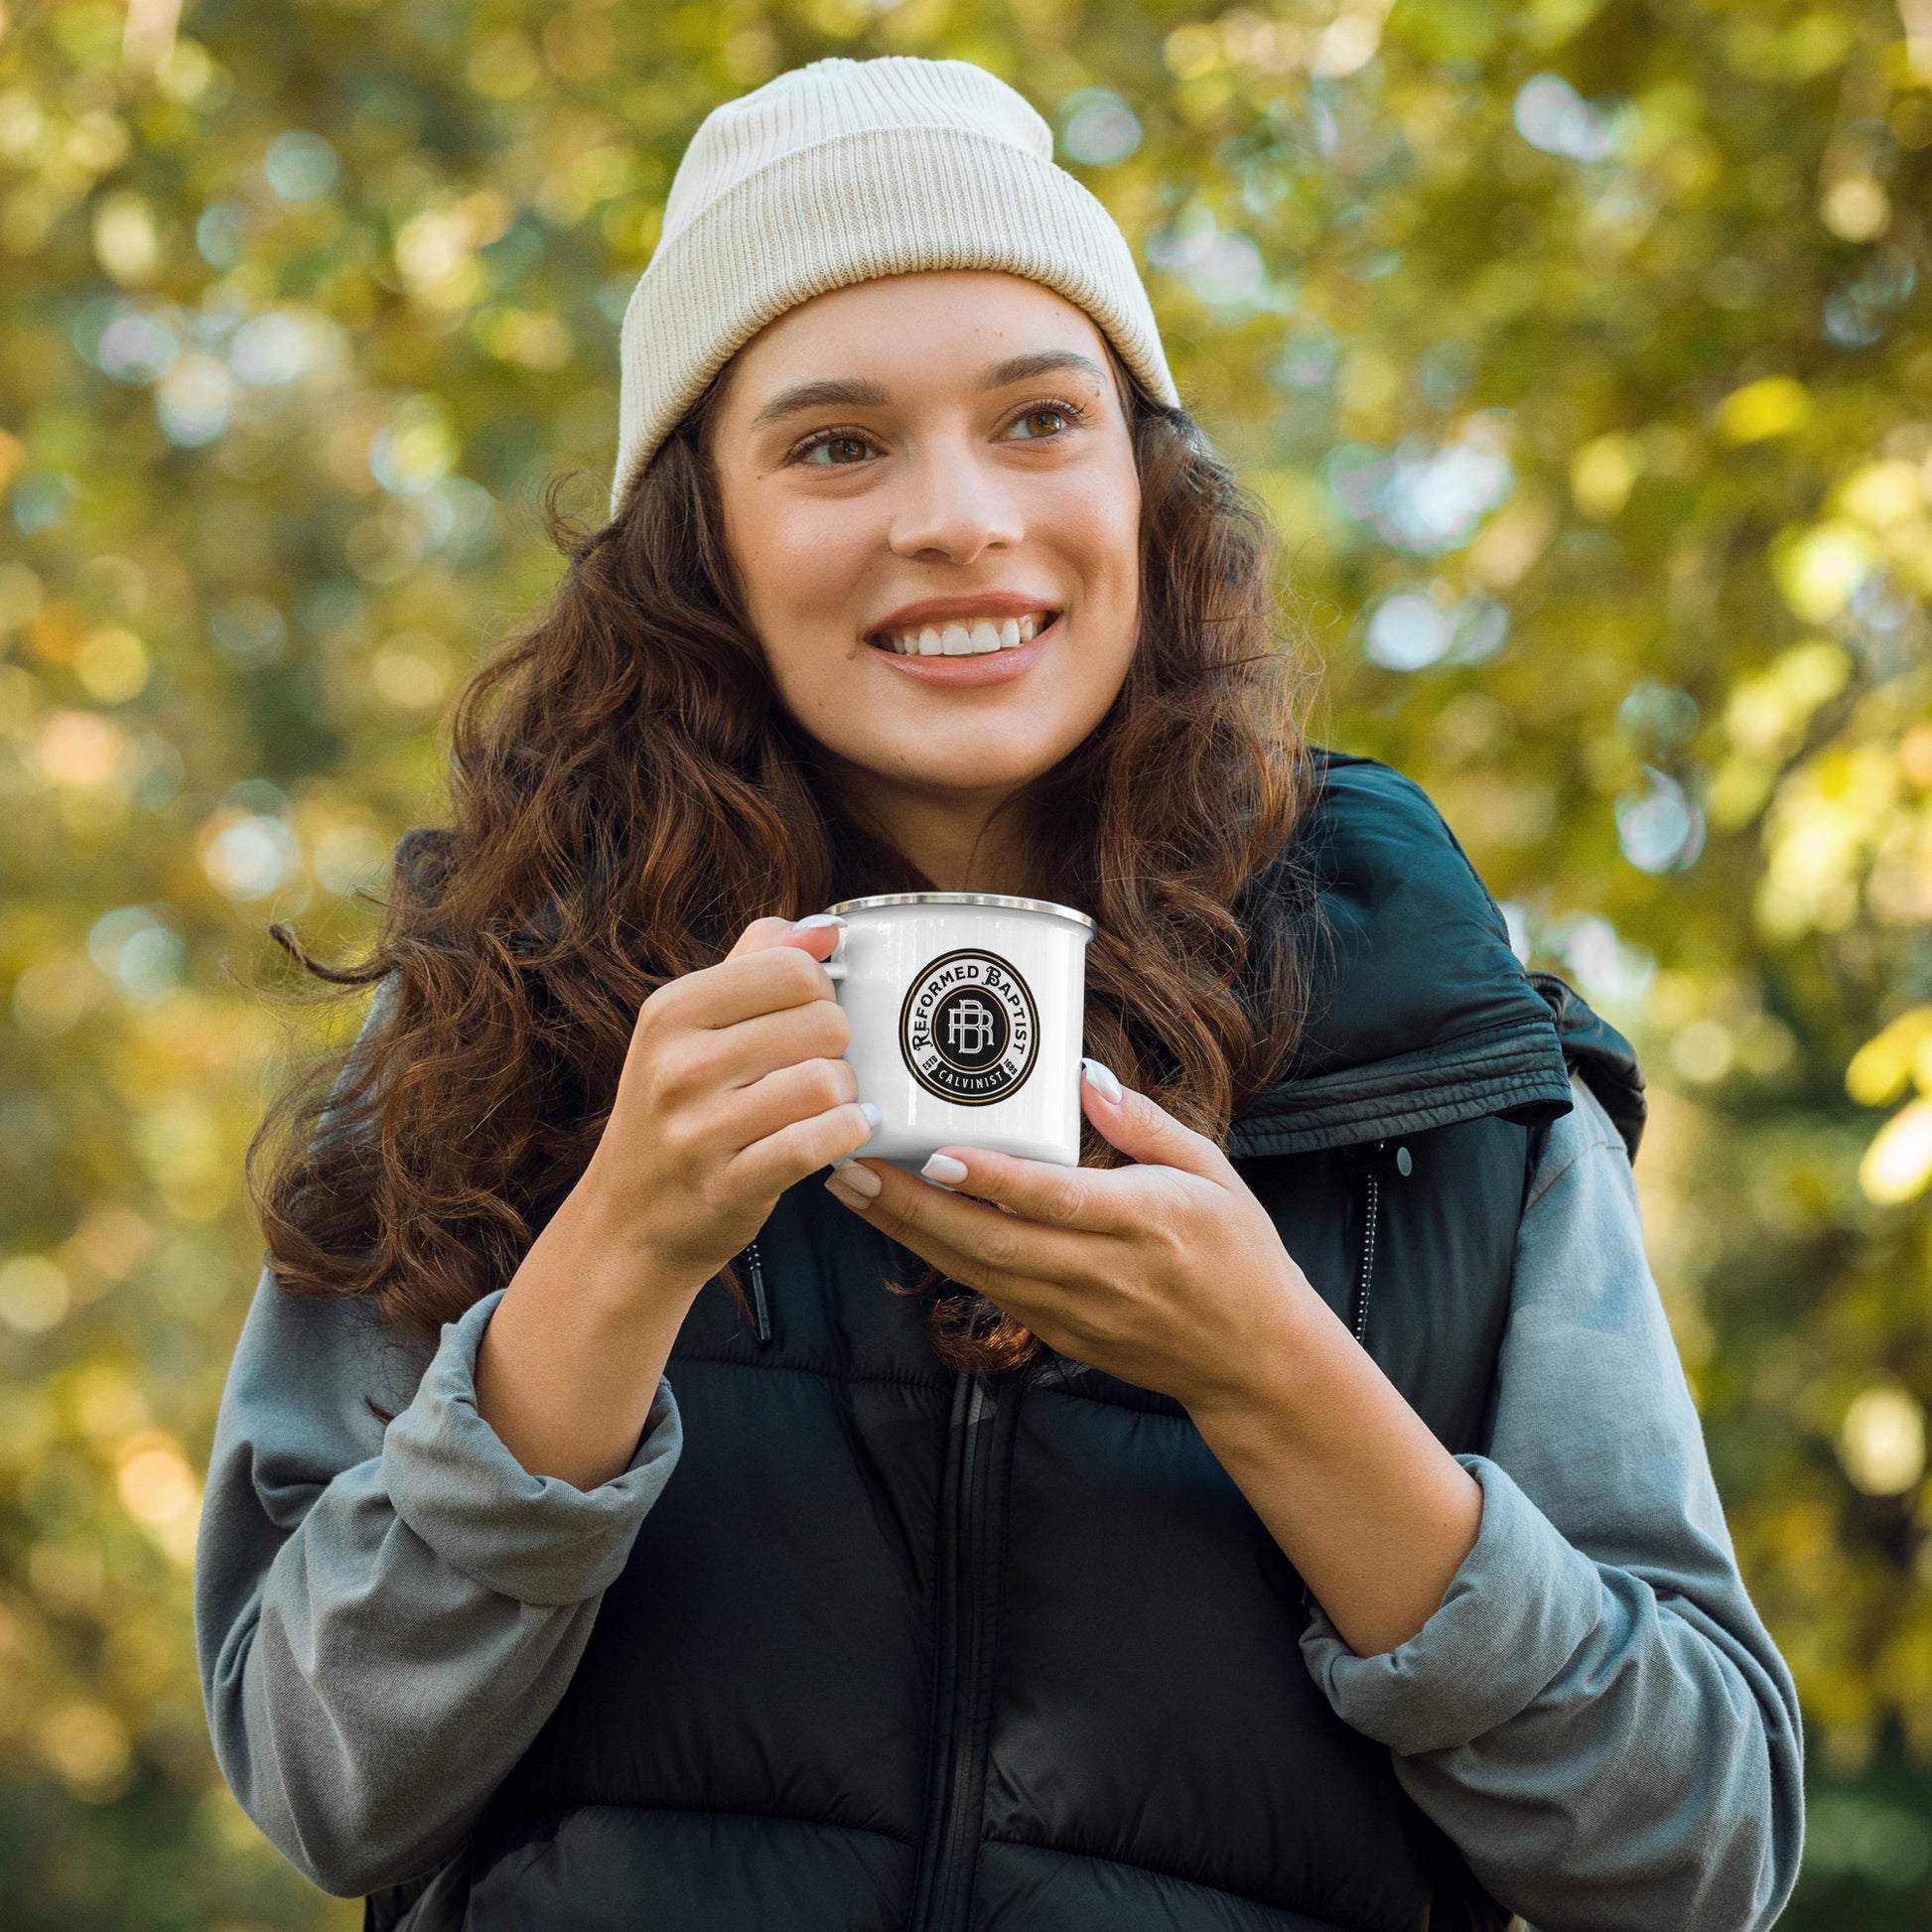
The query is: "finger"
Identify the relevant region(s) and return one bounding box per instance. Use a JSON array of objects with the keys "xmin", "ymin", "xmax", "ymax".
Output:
[
  {"xmin": 828, "ymin": 1164, "xmax": 1082, "ymax": 1315},
  {"xmin": 725, "ymin": 912, "xmax": 844, "ymax": 963},
  {"xmin": 725, "ymin": 915, "xmax": 799, "ymax": 960},
  {"xmin": 908, "ymin": 1145, "xmax": 1139, "ymax": 1234},
  {"xmin": 730, "ymin": 1099, "xmax": 877, "ymax": 1197},
  {"xmin": 686, "ymin": 999, "xmax": 851, "ymax": 1092},
  {"xmin": 1079, "ymin": 1059, "xmax": 1237, "ymax": 1184},
  {"xmin": 836, "ymin": 1156, "xmax": 1100, "ymax": 1287},
  {"xmin": 663, "ymin": 940, "xmax": 839, "ymax": 1032},
  {"xmin": 717, "ymin": 1055, "xmax": 859, "ymax": 1151}
]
